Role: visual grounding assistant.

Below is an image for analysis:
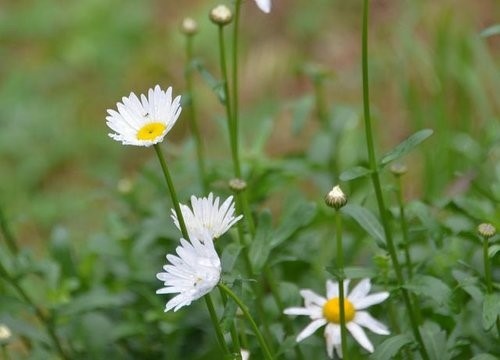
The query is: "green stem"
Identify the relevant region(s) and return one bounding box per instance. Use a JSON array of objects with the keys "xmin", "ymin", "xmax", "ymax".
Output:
[
  {"xmin": 236, "ymin": 192, "xmax": 255, "ymax": 237},
  {"xmin": 482, "ymin": 236, "xmax": 492, "ymax": 294},
  {"xmin": 1, "ymin": 345, "xmax": 9, "ymax": 360},
  {"xmin": 0, "ymin": 263, "xmax": 68, "ymax": 359},
  {"xmin": 218, "ymin": 283, "xmax": 274, "ymax": 360},
  {"xmin": 204, "ymin": 294, "xmax": 230, "ymax": 355},
  {"xmin": 395, "ymin": 177, "xmax": 413, "ymax": 280},
  {"xmin": 361, "ymin": 2, "xmax": 429, "ymax": 359},
  {"xmin": 218, "ymin": 287, "xmax": 242, "ymax": 357},
  {"xmin": 184, "ymin": 34, "xmax": 208, "ymax": 192},
  {"xmin": 0, "ymin": 204, "xmax": 19, "ymax": 255},
  {"xmin": 336, "ymin": 211, "xmax": 349, "ymax": 359},
  {"xmin": 153, "ymin": 144, "xmax": 189, "ymax": 239},
  {"xmin": 232, "ymin": 0, "xmax": 242, "ymax": 132}
]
